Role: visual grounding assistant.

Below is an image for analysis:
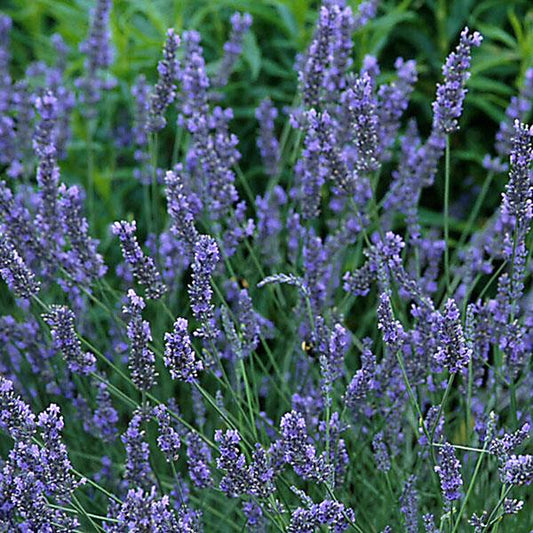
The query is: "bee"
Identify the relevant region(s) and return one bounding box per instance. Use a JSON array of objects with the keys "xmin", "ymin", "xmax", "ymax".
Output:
[
  {"xmin": 231, "ymin": 276, "xmax": 249, "ymax": 289},
  {"xmin": 301, "ymin": 340, "xmax": 318, "ymax": 359}
]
